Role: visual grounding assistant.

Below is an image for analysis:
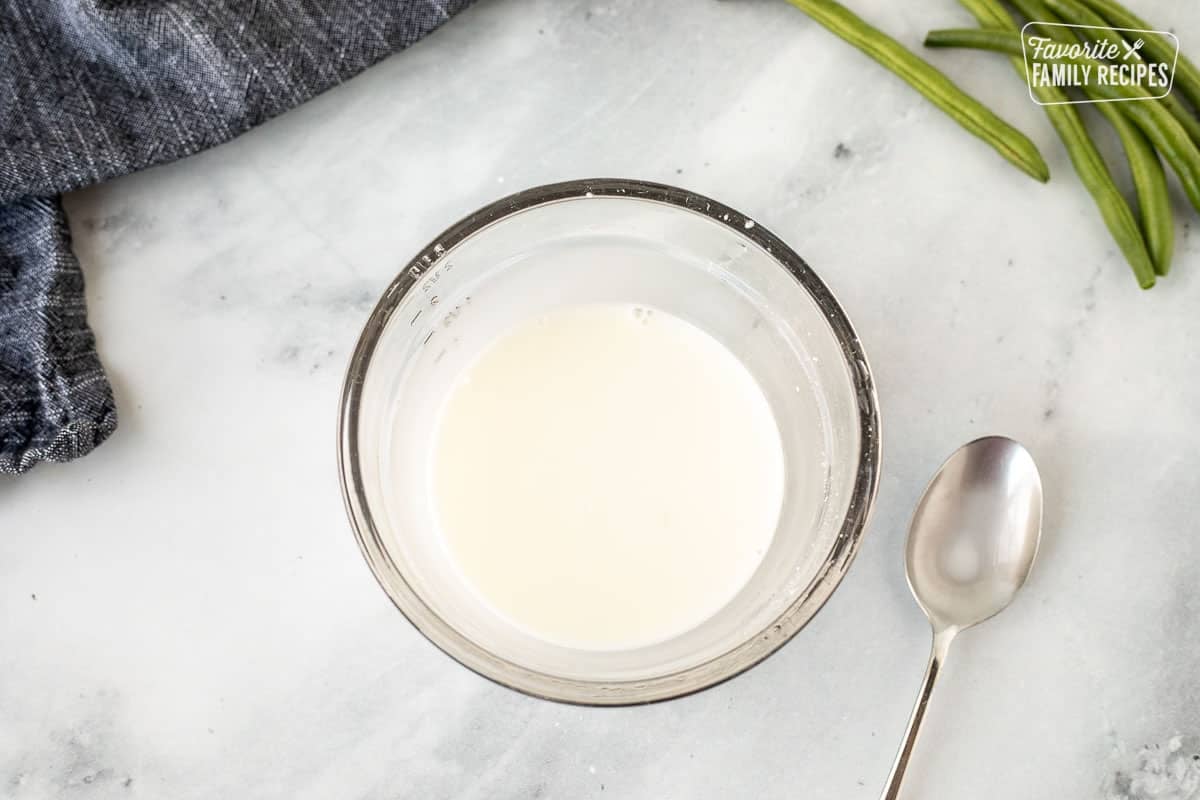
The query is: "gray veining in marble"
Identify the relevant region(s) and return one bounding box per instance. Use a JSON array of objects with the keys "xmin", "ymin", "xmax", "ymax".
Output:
[{"xmin": 2, "ymin": 1, "xmax": 1200, "ymax": 797}]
